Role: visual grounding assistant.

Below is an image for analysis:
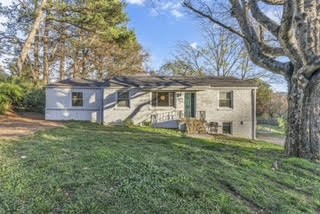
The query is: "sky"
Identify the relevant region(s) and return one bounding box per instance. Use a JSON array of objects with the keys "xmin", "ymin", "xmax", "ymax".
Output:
[
  {"xmin": 124, "ymin": 1, "xmax": 202, "ymax": 70},
  {"xmin": 0, "ymin": 0, "xmax": 287, "ymax": 92}
]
